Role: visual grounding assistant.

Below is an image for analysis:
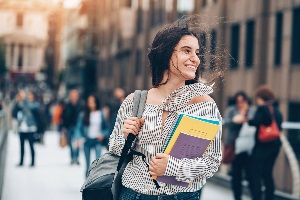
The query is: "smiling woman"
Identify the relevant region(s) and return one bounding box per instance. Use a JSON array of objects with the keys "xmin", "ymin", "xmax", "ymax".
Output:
[{"xmin": 107, "ymin": 15, "xmax": 226, "ymax": 200}]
